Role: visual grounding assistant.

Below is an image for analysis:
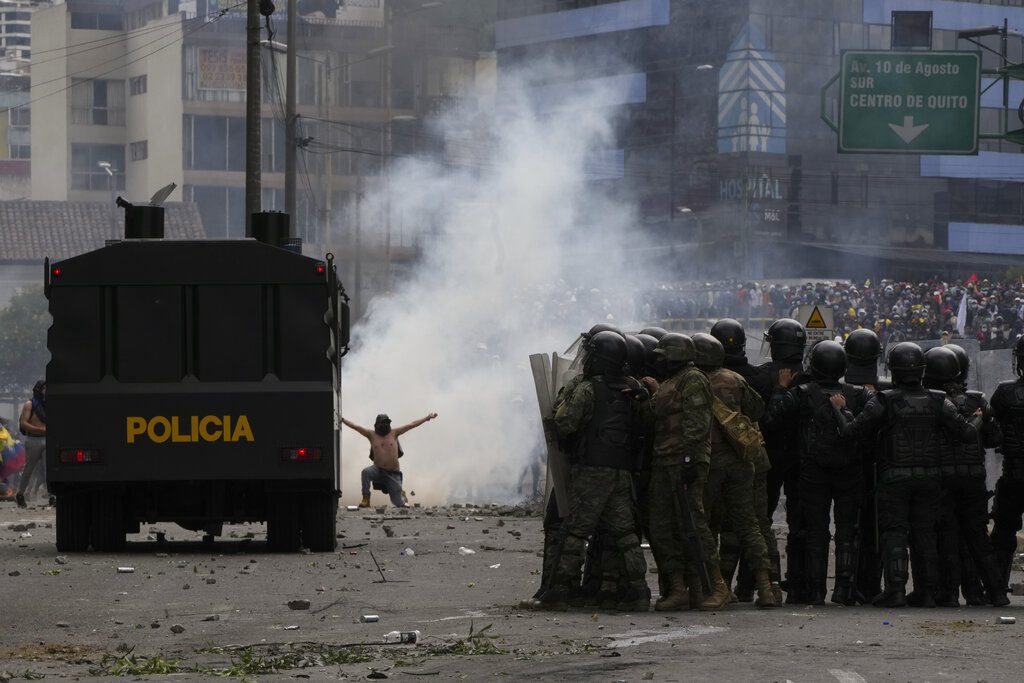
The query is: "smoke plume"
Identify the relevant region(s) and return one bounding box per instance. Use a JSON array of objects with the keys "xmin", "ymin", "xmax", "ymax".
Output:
[{"xmin": 339, "ymin": 64, "xmax": 645, "ymax": 505}]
